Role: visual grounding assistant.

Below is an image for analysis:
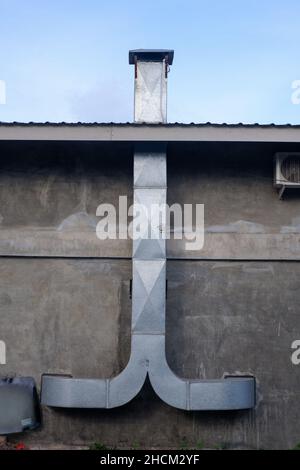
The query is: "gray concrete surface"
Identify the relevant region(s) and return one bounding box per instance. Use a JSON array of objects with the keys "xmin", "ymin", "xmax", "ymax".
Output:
[{"xmin": 0, "ymin": 140, "xmax": 300, "ymax": 448}]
